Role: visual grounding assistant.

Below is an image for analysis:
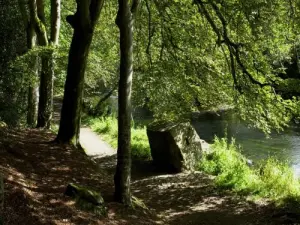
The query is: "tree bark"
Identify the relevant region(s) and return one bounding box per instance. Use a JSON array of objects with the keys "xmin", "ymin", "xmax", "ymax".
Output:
[
  {"xmin": 27, "ymin": 86, "xmax": 39, "ymax": 126},
  {"xmin": 50, "ymin": 0, "xmax": 61, "ymax": 46},
  {"xmin": 56, "ymin": 0, "xmax": 104, "ymax": 146},
  {"xmin": 27, "ymin": 24, "xmax": 39, "ymax": 127},
  {"xmin": 114, "ymin": 0, "xmax": 139, "ymax": 206},
  {"xmin": 18, "ymin": 0, "xmax": 39, "ymax": 127},
  {"xmin": 37, "ymin": 55, "xmax": 53, "ymax": 128},
  {"xmin": 36, "ymin": 0, "xmax": 55, "ymax": 129},
  {"xmin": 26, "ymin": 27, "xmax": 39, "ymax": 127}
]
